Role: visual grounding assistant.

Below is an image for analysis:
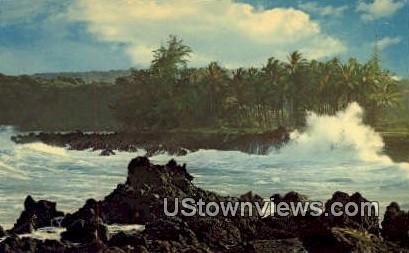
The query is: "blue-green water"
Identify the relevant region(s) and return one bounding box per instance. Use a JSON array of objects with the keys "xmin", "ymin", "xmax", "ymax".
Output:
[{"xmin": 1, "ymin": 104, "xmax": 409, "ymax": 228}]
